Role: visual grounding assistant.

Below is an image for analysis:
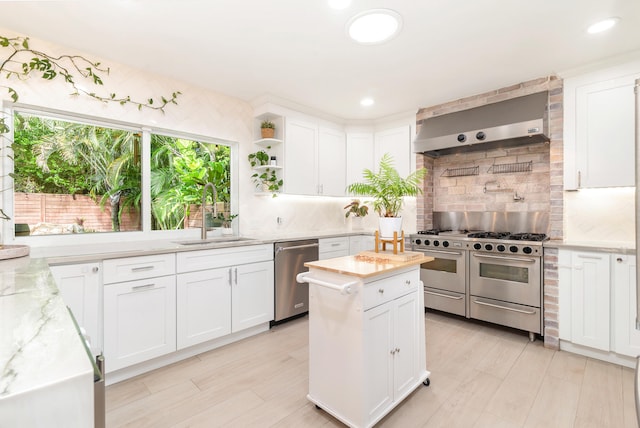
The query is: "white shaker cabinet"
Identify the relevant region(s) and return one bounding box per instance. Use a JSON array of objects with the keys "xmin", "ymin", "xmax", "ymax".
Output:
[
  {"xmin": 284, "ymin": 117, "xmax": 317, "ymax": 195},
  {"xmin": 563, "ymin": 62, "xmax": 640, "ymax": 189},
  {"xmin": 346, "ymin": 132, "xmax": 374, "ymax": 187},
  {"xmin": 374, "ymin": 125, "xmax": 412, "ymax": 178},
  {"xmin": 176, "ymin": 244, "xmax": 274, "ymax": 349},
  {"xmin": 318, "ymin": 236, "xmax": 350, "ymax": 260},
  {"xmin": 318, "ymin": 127, "xmax": 346, "ymax": 196},
  {"xmin": 176, "ymin": 267, "xmax": 231, "ymax": 349},
  {"xmin": 558, "ymin": 249, "xmax": 610, "ymax": 351},
  {"xmin": 103, "ymin": 254, "xmax": 177, "ymax": 372},
  {"xmin": 49, "ymin": 262, "xmax": 102, "ymax": 356},
  {"xmin": 612, "ymin": 254, "xmax": 640, "ymax": 357}
]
